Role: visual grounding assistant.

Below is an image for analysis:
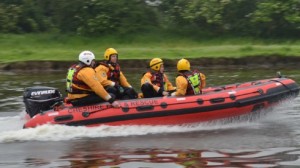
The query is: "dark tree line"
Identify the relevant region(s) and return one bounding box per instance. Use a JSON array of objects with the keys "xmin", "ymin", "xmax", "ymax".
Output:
[{"xmin": 1, "ymin": 0, "xmax": 300, "ymax": 37}]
